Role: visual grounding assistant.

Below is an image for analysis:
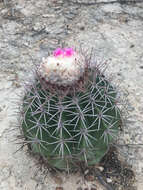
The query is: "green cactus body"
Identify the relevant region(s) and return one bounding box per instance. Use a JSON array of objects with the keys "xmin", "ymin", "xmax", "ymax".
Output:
[{"xmin": 21, "ymin": 48, "xmax": 121, "ymax": 170}]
